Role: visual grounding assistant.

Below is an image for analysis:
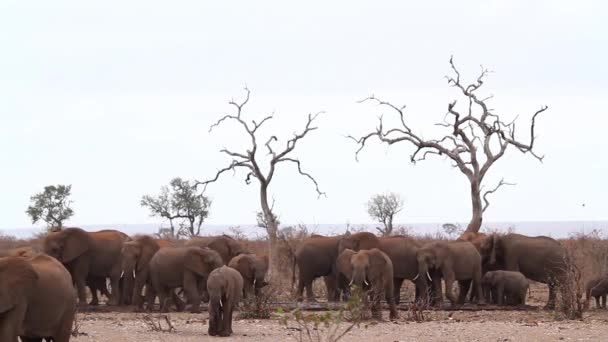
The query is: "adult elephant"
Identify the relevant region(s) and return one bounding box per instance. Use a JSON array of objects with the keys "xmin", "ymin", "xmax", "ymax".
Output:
[
  {"xmin": 338, "ymin": 232, "xmax": 421, "ymax": 303},
  {"xmin": 480, "ymin": 233, "xmax": 568, "ymax": 309},
  {"xmin": 148, "ymin": 246, "xmax": 223, "ymax": 313},
  {"xmin": 416, "ymin": 241, "xmax": 484, "ymax": 307},
  {"xmin": 121, "ymin": 235, "xmax": 174, "ymax": 308},
  {"xmin": 185, "ymin": 235, "xmax": 245, "ymax": 264},
  {"xmin": 294, "ymin": 234, "xmax": 346, "ymax": 302},
  {"xmin": 0, "ymin": 254, "xmax": 76, "ymax": 341},
  {"xmin": 43, "ymin": 227, "xmax": 130, "ymax": 306},
  {"xmin": 228, "ymin": 253, "xmax": 269, "ymax": 298},
  {"xmin": 336, "ymin": 248, "xmax": 398, "ymax": 320}
]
